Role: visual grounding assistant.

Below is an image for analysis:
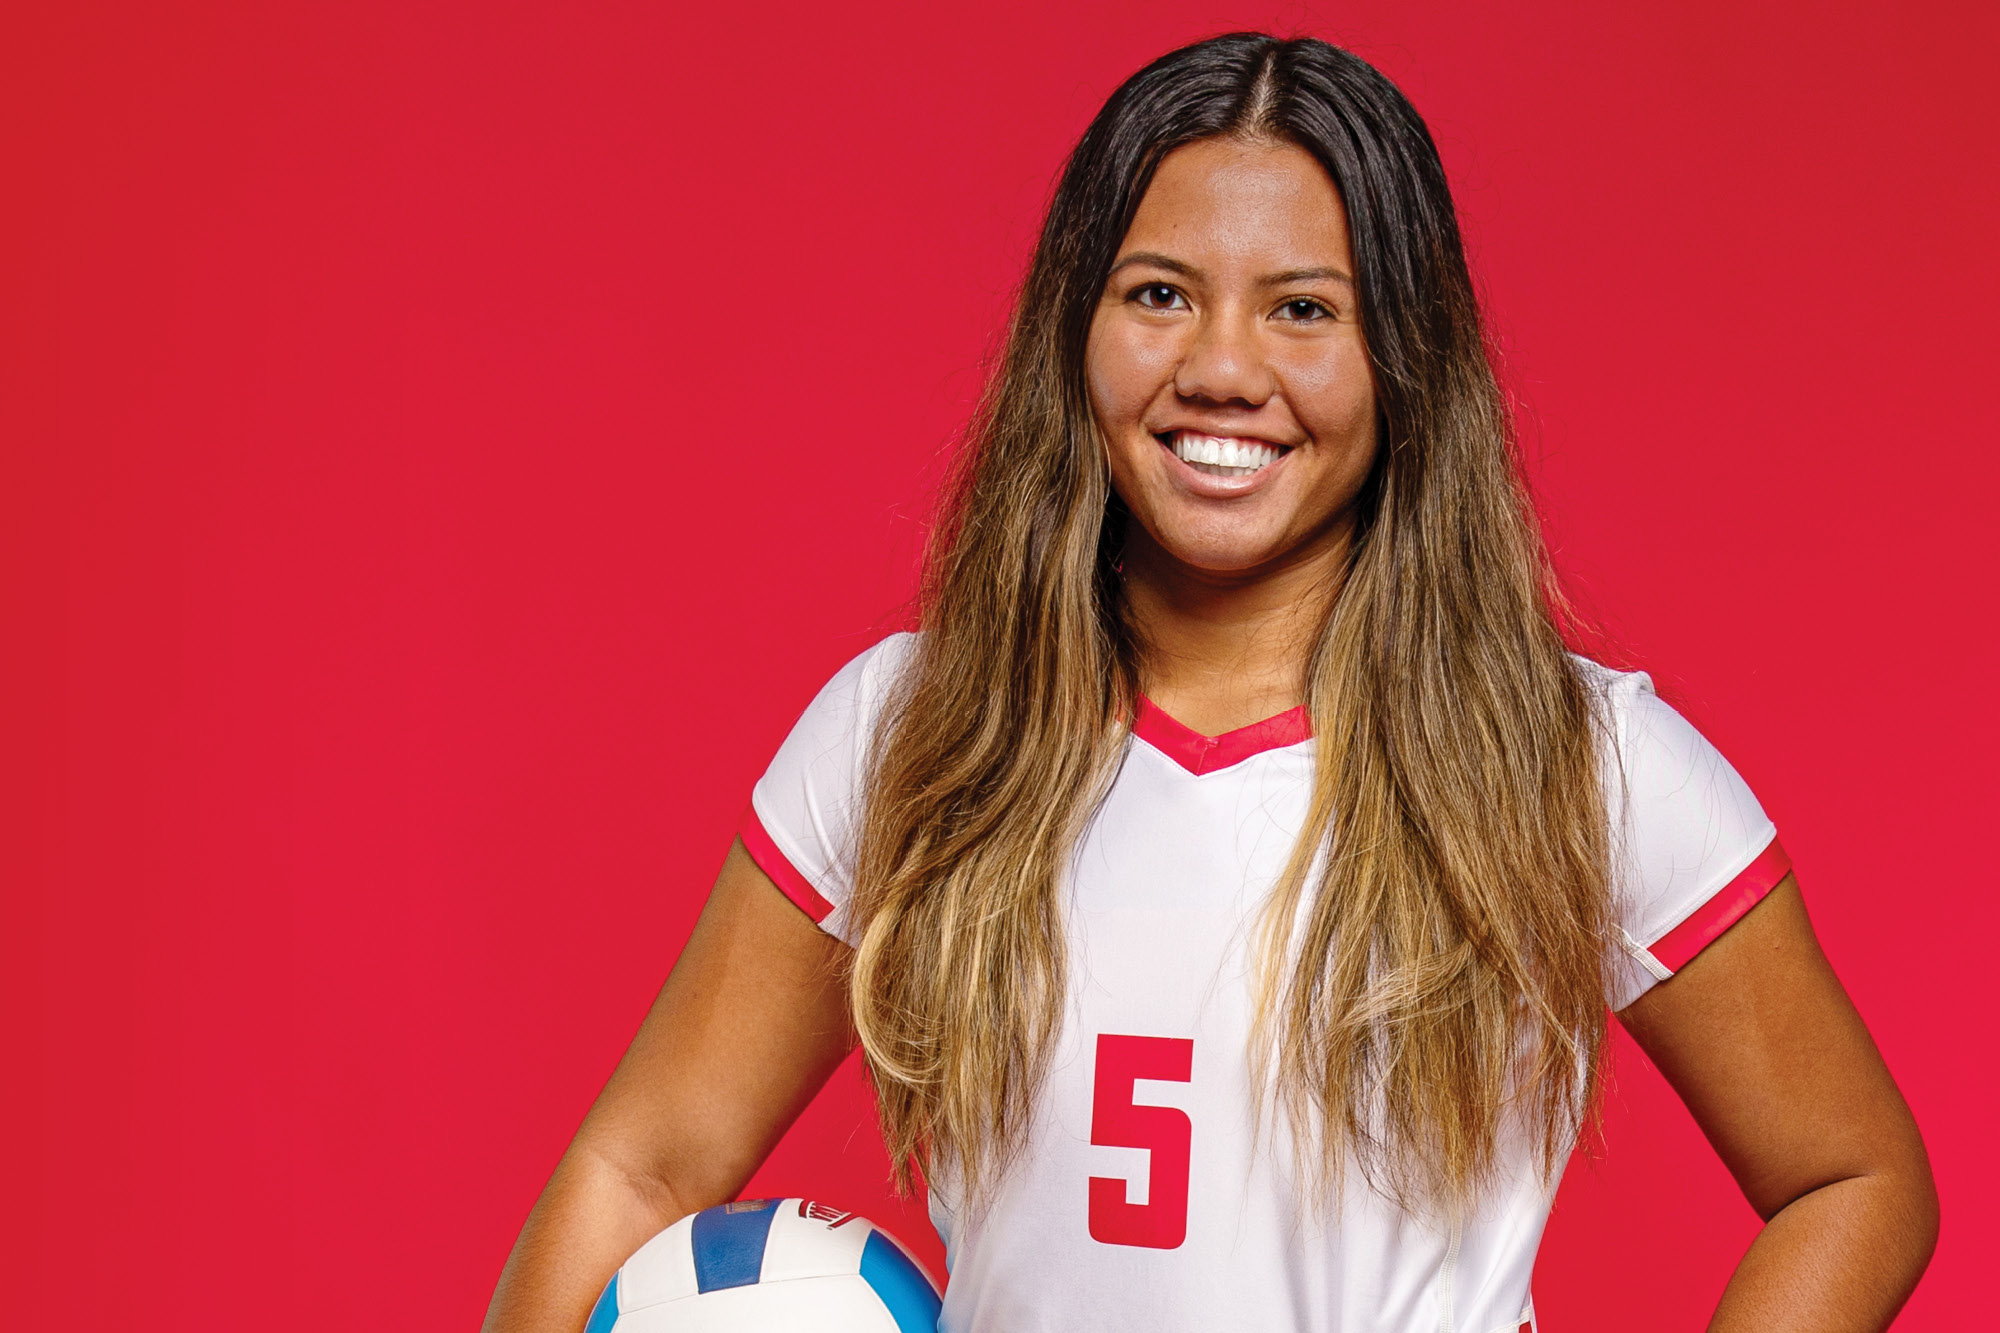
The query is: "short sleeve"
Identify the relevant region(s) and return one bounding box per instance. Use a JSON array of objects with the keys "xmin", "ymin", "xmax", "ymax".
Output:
[
  {"xmin": 1592, "ymin": 665, "xmax": 1793, "ymax": 1010},
  {"xmin": 739, "ymin": 633, "xmax": 915, "ymax": 946}
]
